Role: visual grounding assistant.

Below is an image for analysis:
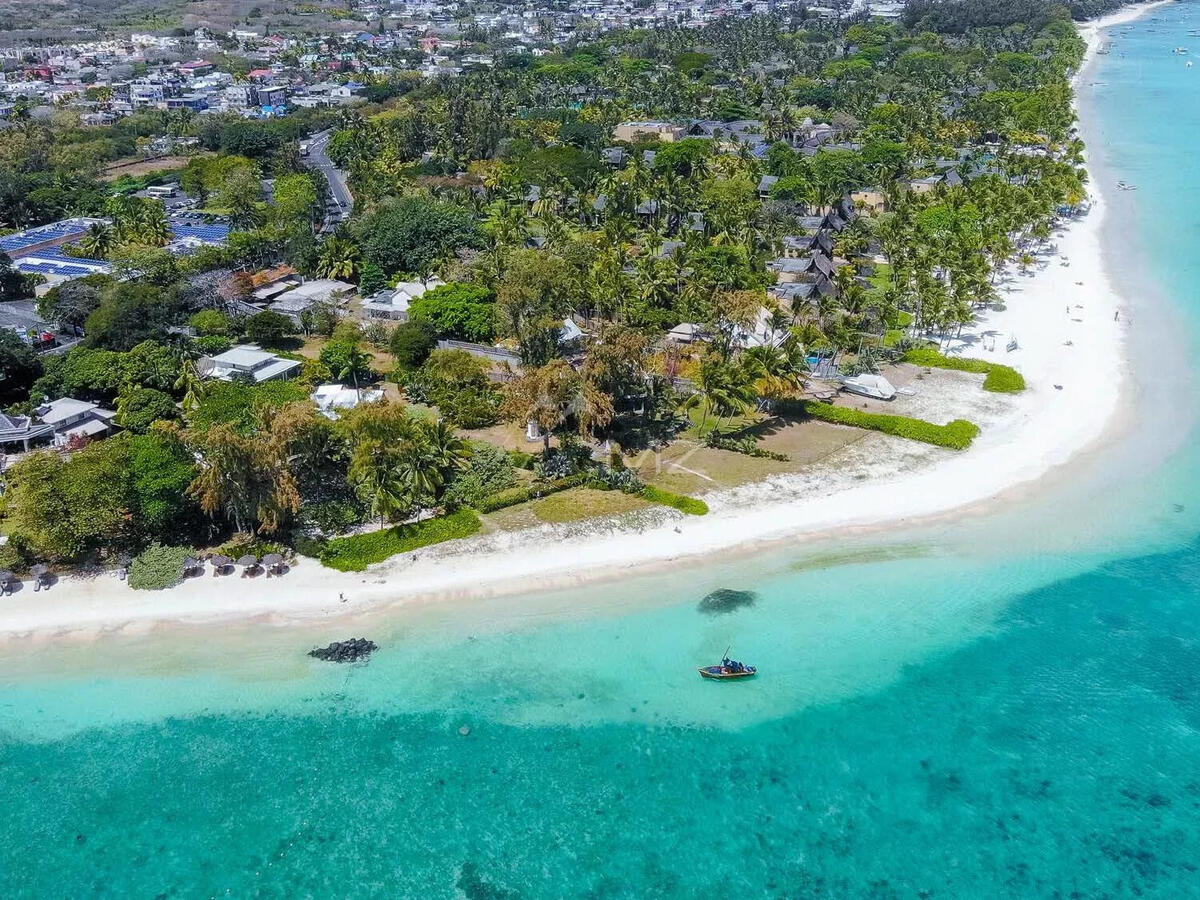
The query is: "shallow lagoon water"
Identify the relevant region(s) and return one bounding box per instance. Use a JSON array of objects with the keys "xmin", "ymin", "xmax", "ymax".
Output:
[{"xmin": 5, "ymin": 6, "xmax": 1200, "ymax": 896}]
